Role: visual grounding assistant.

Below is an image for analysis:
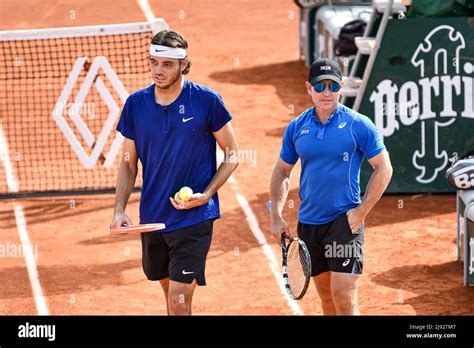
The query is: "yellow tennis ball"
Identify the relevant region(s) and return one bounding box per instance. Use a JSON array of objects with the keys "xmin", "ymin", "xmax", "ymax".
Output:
[
  {"xmin": 179, "ymin": 186, "xmax": 193, "ymax": 202},
  {"xmin": 174, "ymin": 191, "xmax": 181, "ymax": 202}
]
